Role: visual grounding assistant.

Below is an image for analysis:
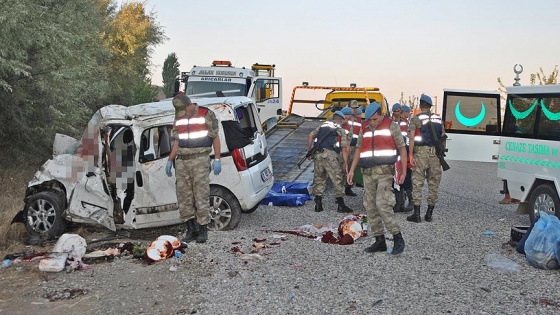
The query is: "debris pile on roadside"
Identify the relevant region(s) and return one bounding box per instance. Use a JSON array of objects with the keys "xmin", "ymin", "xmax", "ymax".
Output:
[
  {"xmin": 229, "ymin": 235, "xmax": 287, "ymax": 263},
  {"xmin": 274, "ymin": 214, "xmax": 368, "ymax": 245}
]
